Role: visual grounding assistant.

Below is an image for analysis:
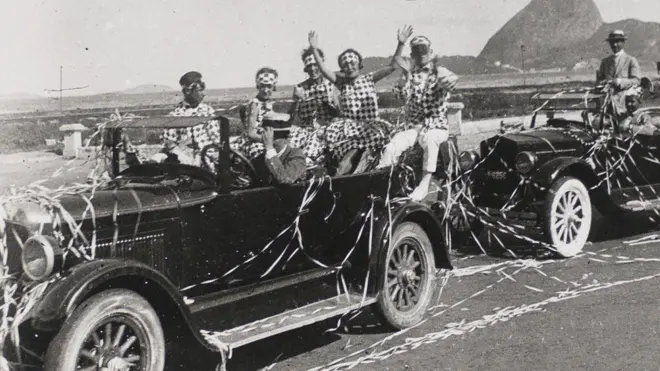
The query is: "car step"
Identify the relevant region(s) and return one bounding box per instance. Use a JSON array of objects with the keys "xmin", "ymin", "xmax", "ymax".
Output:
[
  {"xmin": 200, "ymin": 293, "xmax": 377, "ymax": 351},
  {"xmin": 622, "ymin": 199, "xmax": 660, "ymax": 211}
]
